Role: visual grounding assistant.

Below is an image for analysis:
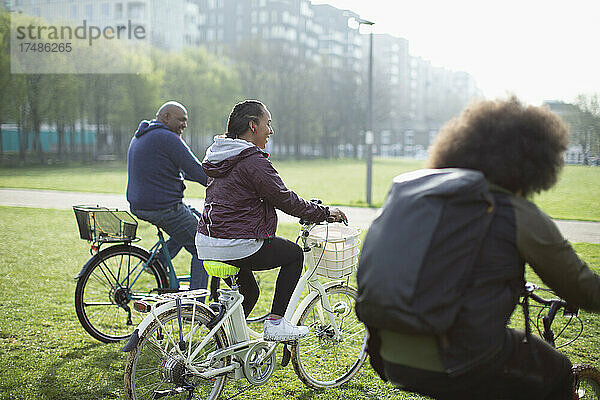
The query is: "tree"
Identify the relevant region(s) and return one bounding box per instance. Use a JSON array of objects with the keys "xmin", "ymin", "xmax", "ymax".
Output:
[
  {"xmin": 573, "ymin": 94, "xmax": 600, "ymax": 164},
  {"xmin": 156, "ymin": 47, "xmax": 241, "ymax": 154},
  {"xmin": 229, "ymin": 40, "xmax": 363, "ymax": 159},
  {"xmin": 46, "ymin": 74, "xmax": 80, "ymax": 160},
  {"xmin": 0, "ymin": 8, "xmax": 10, "ymax": 159}
]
